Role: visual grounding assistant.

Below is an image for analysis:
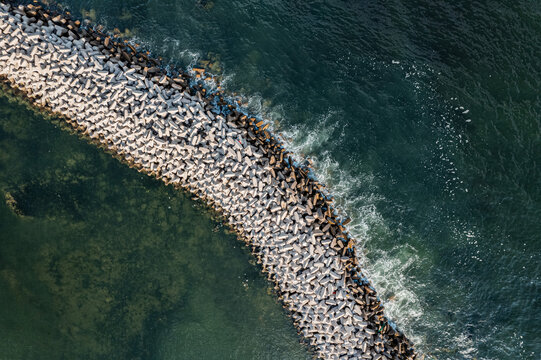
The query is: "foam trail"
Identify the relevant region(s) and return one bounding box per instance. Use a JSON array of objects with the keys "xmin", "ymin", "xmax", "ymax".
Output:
[{"xmin": 279, "ymin": 112, "xmax": 426, "ymax": 344}]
